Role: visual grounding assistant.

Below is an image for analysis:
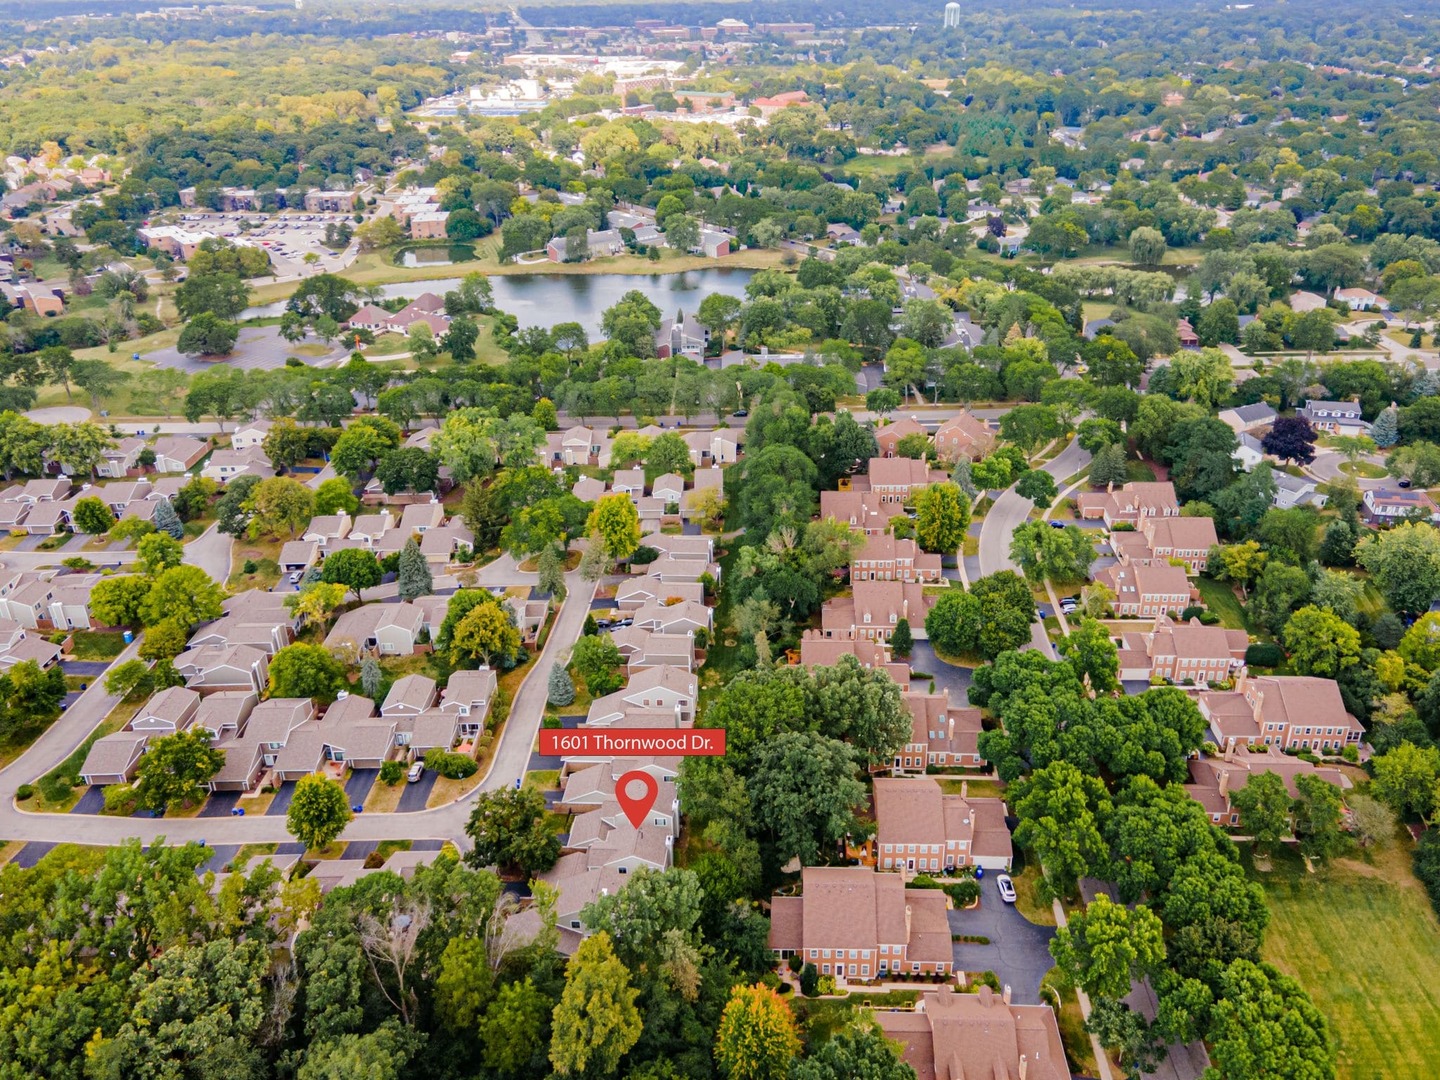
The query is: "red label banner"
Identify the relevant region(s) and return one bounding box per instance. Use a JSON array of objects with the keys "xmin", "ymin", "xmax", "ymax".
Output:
[{"xmin": 538, "ymin": 729, "xmax": 727, "ymax": 757}]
